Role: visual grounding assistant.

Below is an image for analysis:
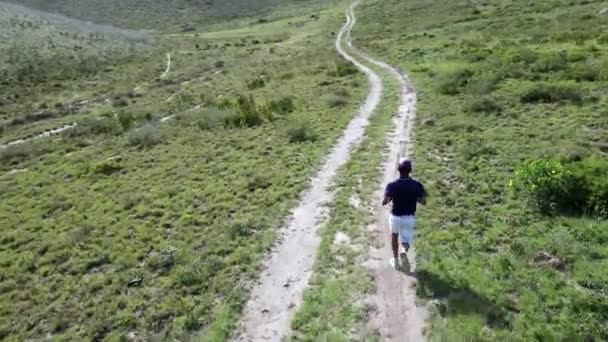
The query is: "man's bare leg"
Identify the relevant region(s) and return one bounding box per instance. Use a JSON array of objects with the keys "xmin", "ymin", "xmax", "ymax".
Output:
[{"xmin": 391, "ymin": 233, "xmax": 399, "ymax": 261}]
